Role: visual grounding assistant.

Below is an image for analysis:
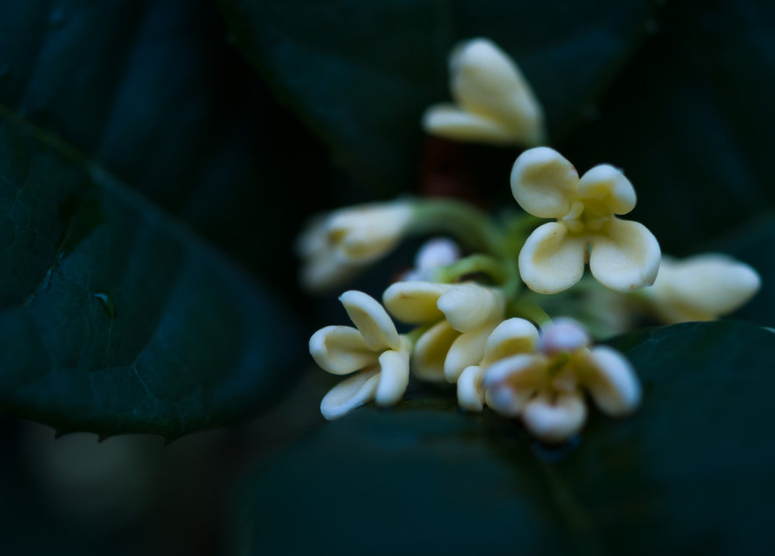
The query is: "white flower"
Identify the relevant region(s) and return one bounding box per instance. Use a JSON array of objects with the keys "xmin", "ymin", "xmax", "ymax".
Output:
[
  {"xmin": 401, "ymin": 237, "xmax": 461, "ymax": 281},
  {"xmin": 310, "ymin": 291, "xmax": 410, "ymax": 420},
  {"xmin": 457, "ymin": 318, "xmax": 539, "ymax": 411},
  {"xmin": 483, "ymin": 319, "xmax": 641, "ymax": 444},
  {"xmin": 383, "ymin": 281, "xmax": 505, "ymax": 383},
  {"xmin": 511, "ymin": 147, "xmax": 660, "ymax": 294},
  {"xmin": 422, "ymin": 38, "xmax": 546, "ymax": 147},
  {"xmin": 297, "ymin": 202, "xmax": 415, "ymax": 292},
  {"xmin": 644, "ymin": 254, "xmax": 760, "ymax": 323}
]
